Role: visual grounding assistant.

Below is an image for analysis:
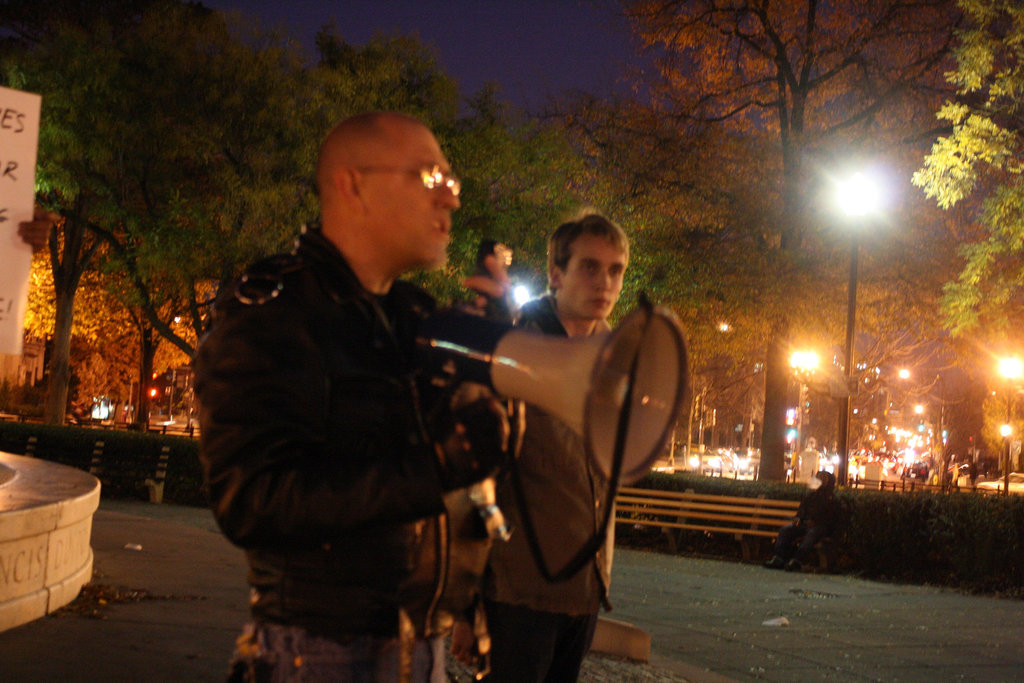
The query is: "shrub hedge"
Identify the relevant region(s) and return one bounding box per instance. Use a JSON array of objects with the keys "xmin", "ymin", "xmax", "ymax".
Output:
[
  {"xmin": 629, "ymin": 471, "xmax": 1024, "ymax": 596},
  {"xmin": 0, "ymin": 421, "xmax": 206, "ymax": 507}
]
